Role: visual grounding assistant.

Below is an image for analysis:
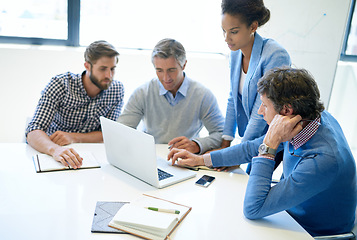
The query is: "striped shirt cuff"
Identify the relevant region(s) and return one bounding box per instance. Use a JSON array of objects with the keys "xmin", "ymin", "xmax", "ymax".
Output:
[
  {"xmin": 253, "ymin": 155, "xmax": 275, "ymax": 161},
  {"xmin": 203, "ymin": 153, "xmax": 213, "ymax": 167}
]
